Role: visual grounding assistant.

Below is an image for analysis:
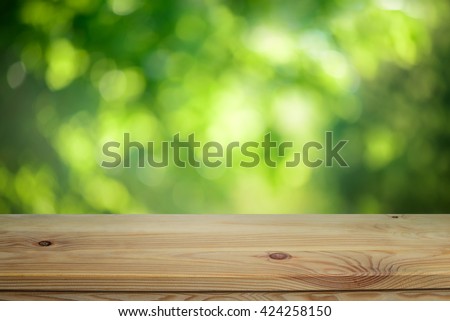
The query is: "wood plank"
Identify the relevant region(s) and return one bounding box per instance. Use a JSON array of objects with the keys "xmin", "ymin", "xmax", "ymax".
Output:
[
  {"xmin": 1, "ymin": 290, "xmax": 450, "ymax": 301},
  {"xmin": 0, "ymin": 214, "xmax": 449, "ymax": 293}
]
